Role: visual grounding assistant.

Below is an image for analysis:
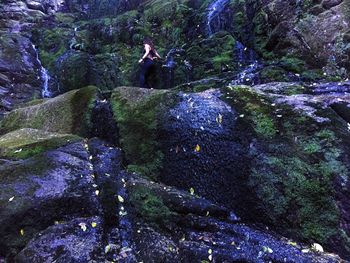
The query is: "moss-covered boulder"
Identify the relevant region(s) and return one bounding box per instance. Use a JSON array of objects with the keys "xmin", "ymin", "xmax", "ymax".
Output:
[
  {"xmin": 111, "ymin": 87, "xmax": 171, "ymax": 178},
  {"xmin": 221, "ymin": 83, "xmax": 350, "ymax": 258},
  {"xmin": 0, "ymin": 128, "xmax": 81, "ymax": 159},
  {"xmin": 111, "ymin": 85, "xmax": 350, "ymax": 259},
  {"xmin": 55, "ymin": 51, "xmax": 96, "ymax": 93},
  {"xmin": 0, "ymin": 86, "xmax": 98, "ymax": 136}
]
